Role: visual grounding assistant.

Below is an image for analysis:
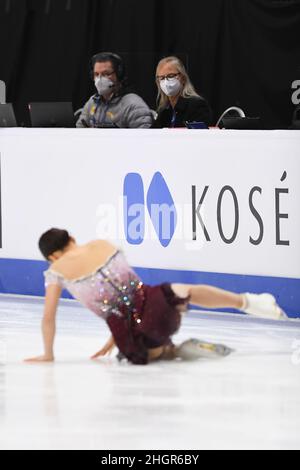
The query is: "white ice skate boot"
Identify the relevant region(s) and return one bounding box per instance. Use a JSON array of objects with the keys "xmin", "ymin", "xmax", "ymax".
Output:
[
  {"xmin": 175, "ymin": 338, "xmax": 234, "ymax": 360},
  {"xmin": 242, "ymin": 293, "xmax": 288, "ymax": 320}
]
